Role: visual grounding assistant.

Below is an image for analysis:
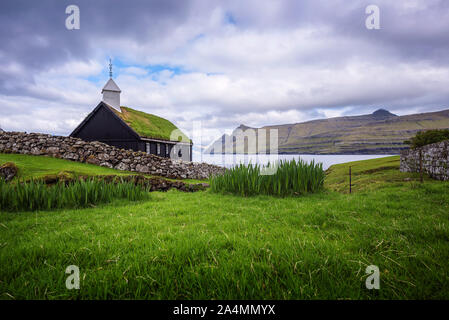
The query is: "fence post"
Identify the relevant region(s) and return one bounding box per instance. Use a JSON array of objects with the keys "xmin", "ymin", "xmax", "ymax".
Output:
[
  {"xmin": 419, "ymin": 149, "xmax": 423, "ymax": 183},
  {"xmin": 349, "ymin": 166, "xmax": 352, "ymax": 194}
]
